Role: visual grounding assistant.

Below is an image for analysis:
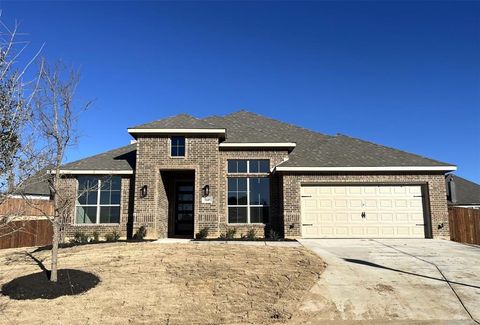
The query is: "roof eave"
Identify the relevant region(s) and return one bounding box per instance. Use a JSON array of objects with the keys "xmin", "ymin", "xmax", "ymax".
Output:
[
  {"xmin": 219, "ymin": 142, "xmax": 296, "ymax": 151},
  {"xmin": 128, "ymin": 128, "xmax": 226, "ymax": 139},
  {"xmin": 274, "ymin": 166, "xmax": 457, "ymax": 172},
  {"xmin": 50, "ymin": 170, "xmax": 134, "ymax": 175}
]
